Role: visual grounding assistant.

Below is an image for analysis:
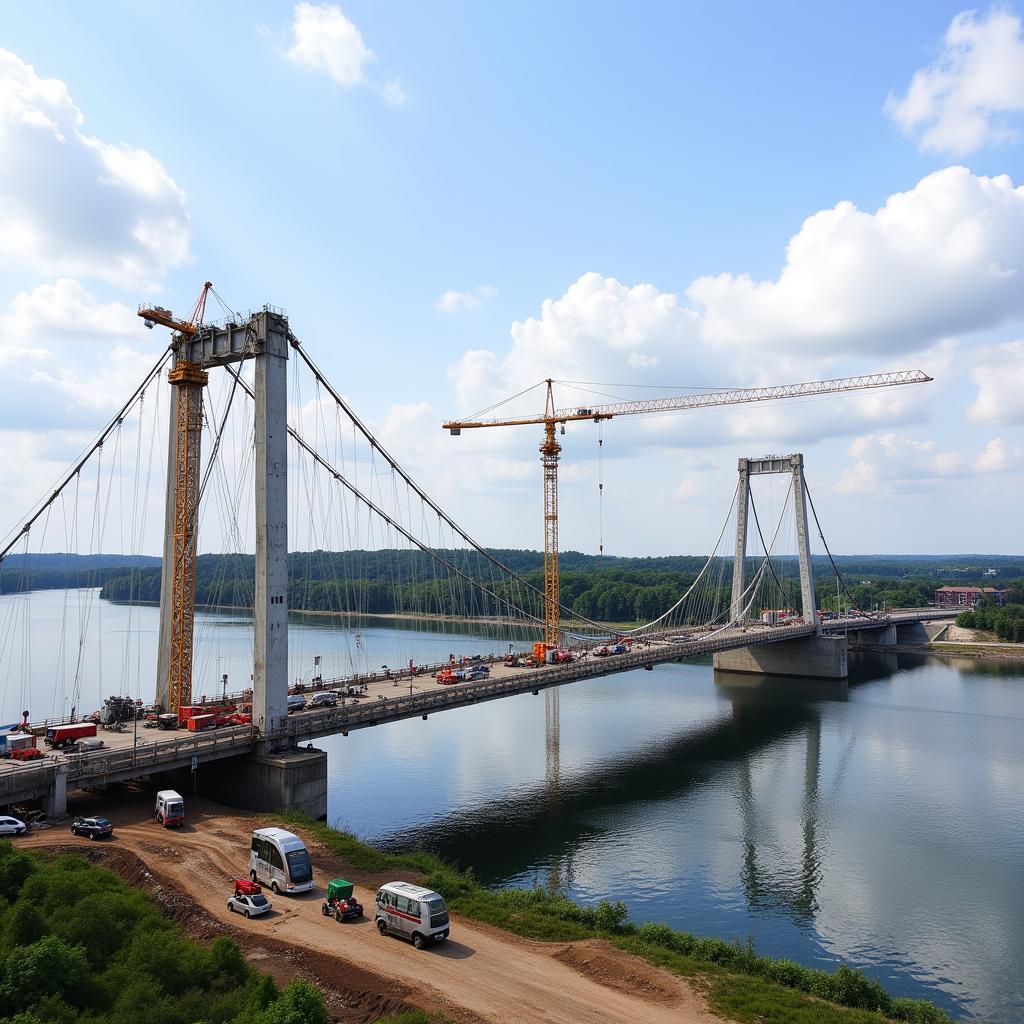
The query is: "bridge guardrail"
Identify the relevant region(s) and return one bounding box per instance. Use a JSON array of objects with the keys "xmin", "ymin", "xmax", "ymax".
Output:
[
  {"xmin": 0, "ymin": 724, "xmax": 258, "ymax": 799},
  {"xmin": 63, "ymin": 724, "xmax": 257, "ymax": 782},
  {"xmin": 284, "ymin": 623, "xmax": 820, "ymax": 739}
]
